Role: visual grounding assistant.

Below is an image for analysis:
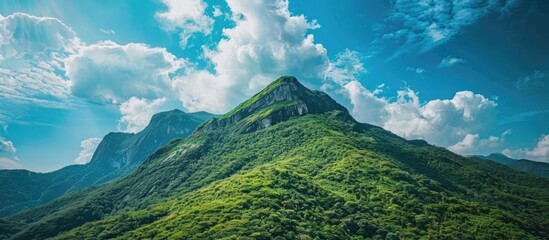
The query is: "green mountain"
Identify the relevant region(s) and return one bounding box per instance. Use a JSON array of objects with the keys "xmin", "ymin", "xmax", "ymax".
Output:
[
  {"xmin": 0, "ymin": 110, "xmax": 214, "ymax": 217},
  {"xmin": 471, "ymin": 153, "xmax": 549, "ymax": 179},
  {"xmin": 4, "ymin": 76, "xmax": 549, "ymax": 239}
]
